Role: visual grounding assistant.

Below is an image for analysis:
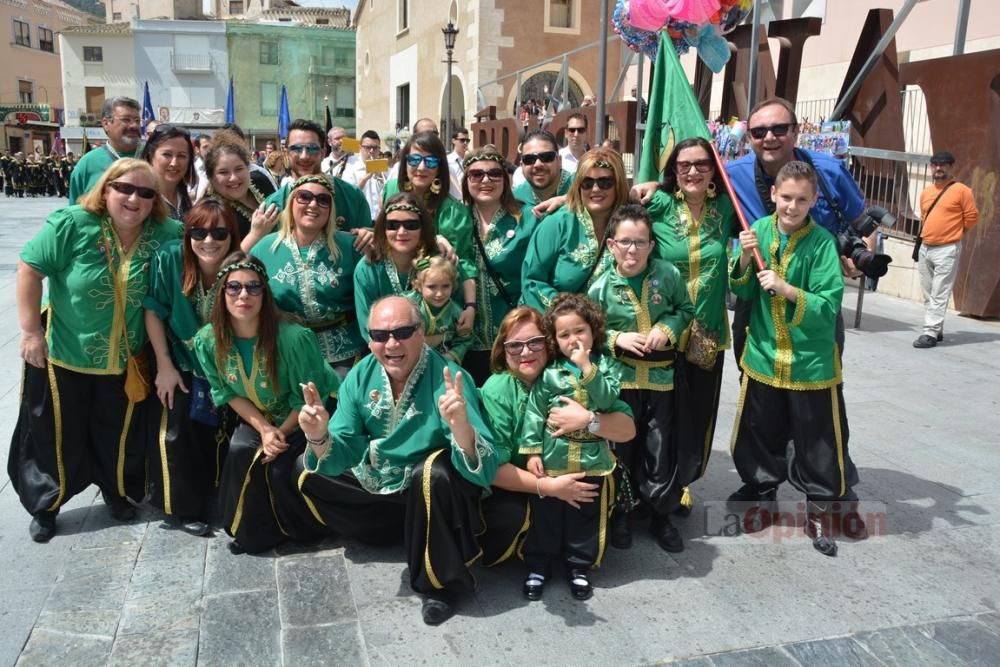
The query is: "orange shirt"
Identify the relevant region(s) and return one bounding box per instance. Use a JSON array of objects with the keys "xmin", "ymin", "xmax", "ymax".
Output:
[{"xmin": 920, "ymin": 180, "xmax": 979, "ymax": 246}]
